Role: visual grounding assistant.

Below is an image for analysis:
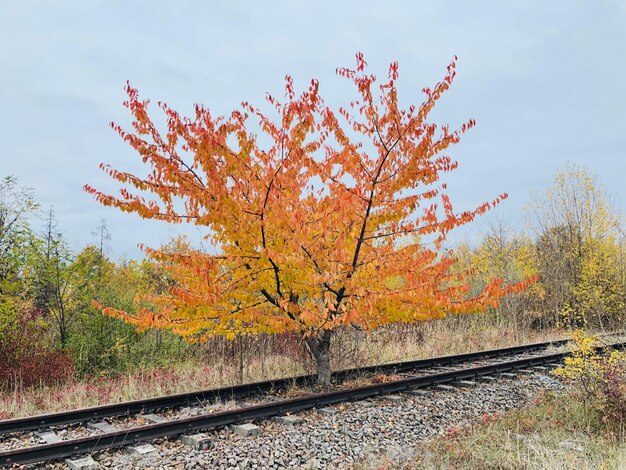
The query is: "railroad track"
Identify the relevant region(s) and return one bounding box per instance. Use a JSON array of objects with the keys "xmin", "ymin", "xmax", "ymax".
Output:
[{"xmin": 1, "ymin": 336, "xmax": 623, "ymax": 467}]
